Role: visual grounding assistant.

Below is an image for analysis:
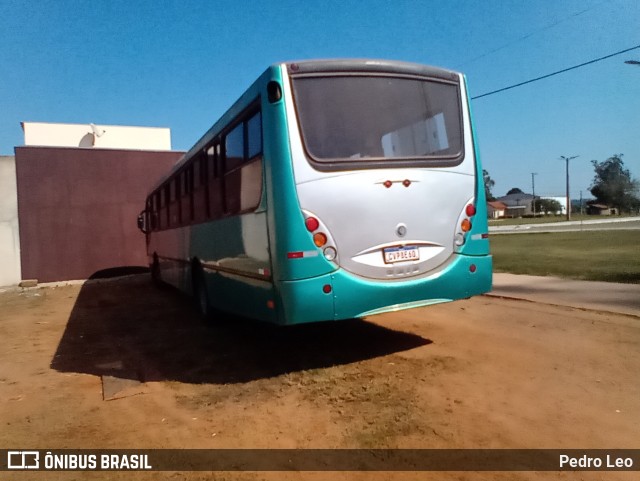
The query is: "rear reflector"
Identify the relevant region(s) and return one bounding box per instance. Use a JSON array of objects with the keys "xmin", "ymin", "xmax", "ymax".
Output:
[
  {"xmin": 322, "ymin": 284, "xmax": 332, "ymax": 294},
  {"xmin": 287, "ymin": 250, "xmax": 319, "ymax": 259}
]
